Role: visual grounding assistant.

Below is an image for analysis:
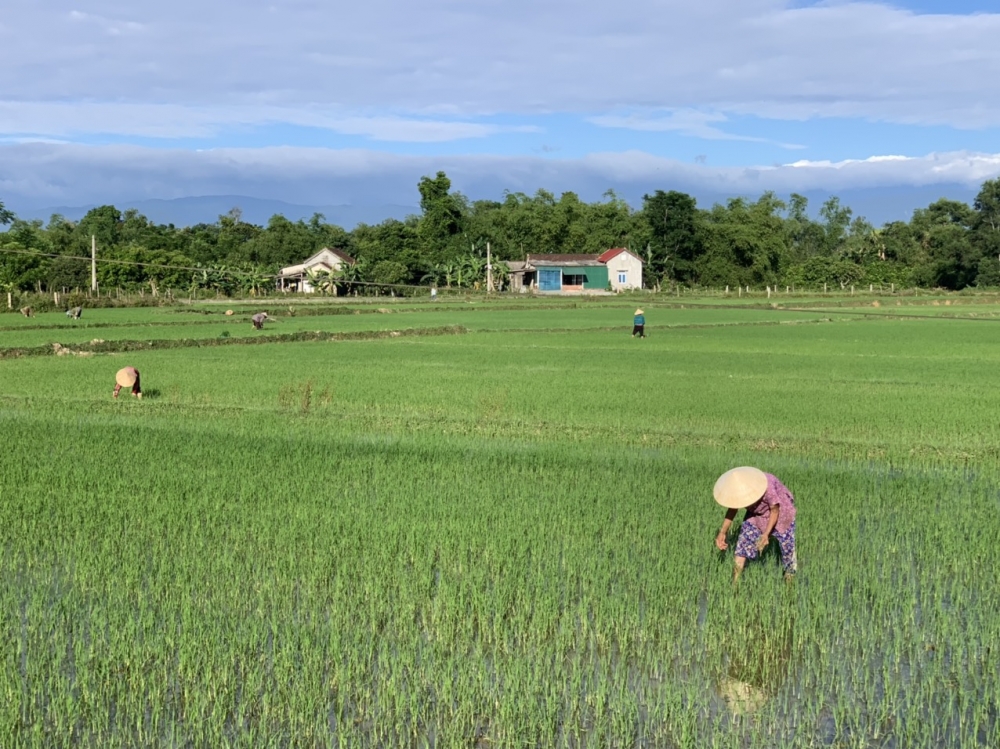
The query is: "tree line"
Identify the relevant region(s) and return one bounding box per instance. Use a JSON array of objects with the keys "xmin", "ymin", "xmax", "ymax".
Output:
[{"xmin": 2, "ymin": 172, "xmax": 1000, "ymax": 296}]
